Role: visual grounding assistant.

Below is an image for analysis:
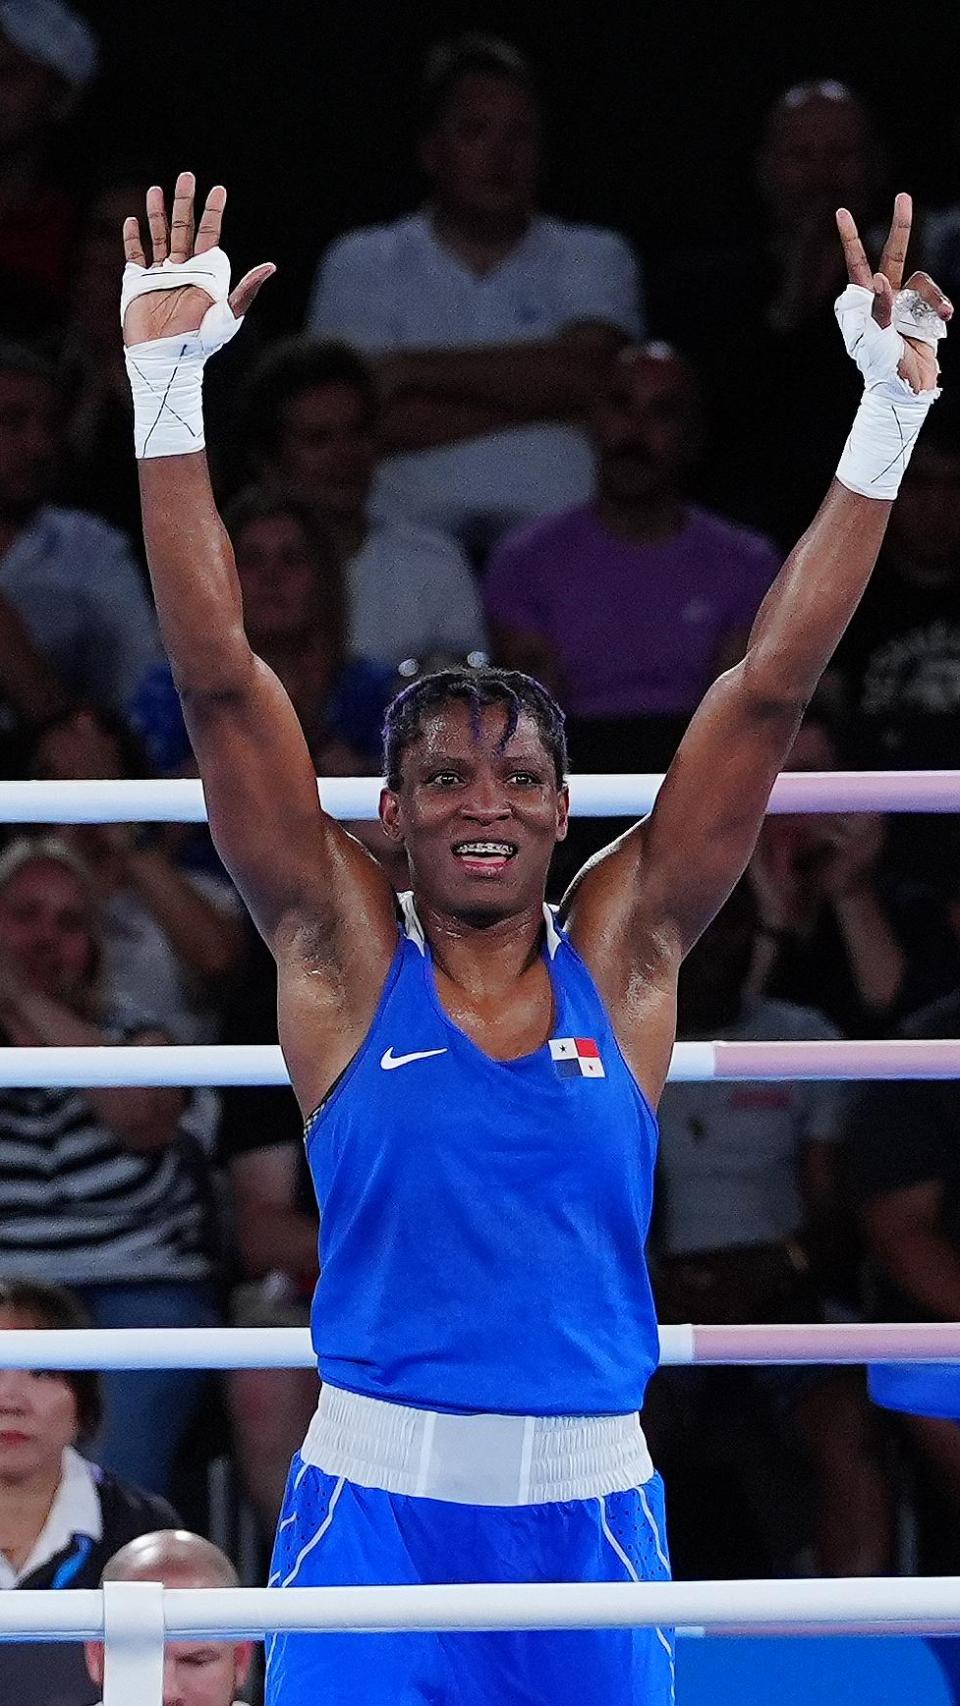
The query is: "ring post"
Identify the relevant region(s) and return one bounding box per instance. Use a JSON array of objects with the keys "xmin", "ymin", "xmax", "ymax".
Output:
[{"xmin": 102, "ymin": 1580, "xmax": 164, "ymax": 1706}]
